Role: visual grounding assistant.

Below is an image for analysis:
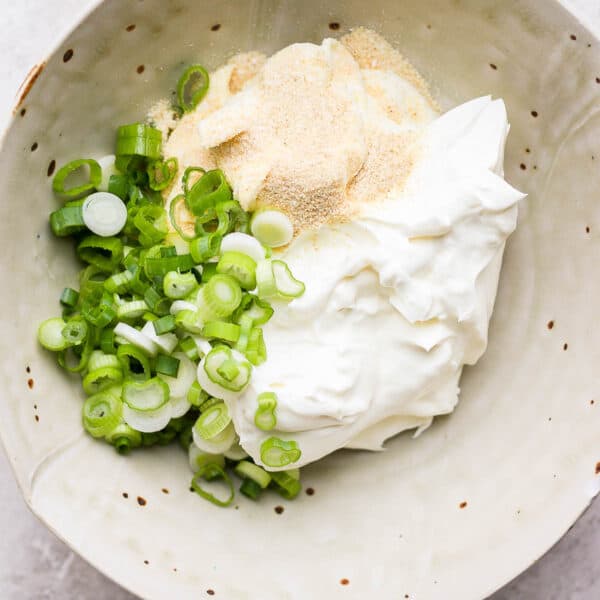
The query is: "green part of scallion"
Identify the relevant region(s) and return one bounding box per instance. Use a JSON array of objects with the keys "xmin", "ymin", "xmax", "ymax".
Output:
[
  {"xmin": 82, "ymin": 366, "xmax": 124, "ymax": 396},
  {"xmin": 191, "ymin": 463, "xmax": 234, "ymax": 507},
  {"xmin": 116, "ymin": 123, "xmax": 162, "ymax": 159},
  {"xmin": 82, "ymin": 391, "xmax": 123, "ymax": 438},
  {"xmin": 153, "ymin": 314, "xmax": 176, "ymax": 335},
  {"xmin": 254, "ymin": 392, "xmax": 277, "ymax": 431},
  {"xmin": 144, "ymin": 253, "xmax": 195, "ymax": 279},
  {"xmin": 50, "ymin": 205, "xmax": 86, "ymax": 237},
  {"xmin": 239, "ymin": 478, "xmax": 262, "ymax": 500},
  {"xmin": 186, "ymin": 169, "xmax": 232, "ymax": 216},
  {"xmin": 61, "ymin": 318, "xmax": 88, "ymax": 346},
  {"xmin": 163, "ymin": 271, "xmax": 198, "ymax": 299},
  {"xmin": 270, "ymin": 469, "xmax": 302, "ymax": 499},
  {"xmin": 216, "ymin": 251, "xmax": 257, "ymax": 290},
  {"xmin": 178, "ymin": 336, "xmax": 200, "ymax": 361},
  {"xmin": 52, "ymin": 158, "xmax": 102, "ymax": 199},
  {"xmin": 189, "ymin": 233, "xmax": 222, "ymax": 264},
  {"xmin": 117, "ymin": 344, "xmax": 152, "ymax": 380},
  {"xmin": 234, "ymin": 460, "xmax": 272, "ymax": 489},
  {"xmin": 77, "ymin": 235, "xmax": 123, "ymax": 273},
  {"xmin": 155, "ymin": 353, "xmax": 180, "ymax": 378},
  {"xmin": 147, "ymin": 157, "xmax": 178, "ymax": 191},
  {"xmin": 177, "ymin": 65, "xmax": 209, "ymax": 113},
  {"xmin": 260, "ymin": 437, "xmax": 301, "ymax": 468},
  {"xmin": 105, "ymin": 422, "xmax": 142, "ymax": 454},
  {"xmin": 202, "ymin": 321, "xmax": 241, "ymax": 344},
  {"xmin": 59, "ymin": 287, "xmax": 79, "ymax": 308},
  {"xmin": 143, "ymin": 286, "xmax": 171, "ymax": 317},
  {"xmin": 194, "ymin": 402, "xmax": 231, "ymax": 440}
]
